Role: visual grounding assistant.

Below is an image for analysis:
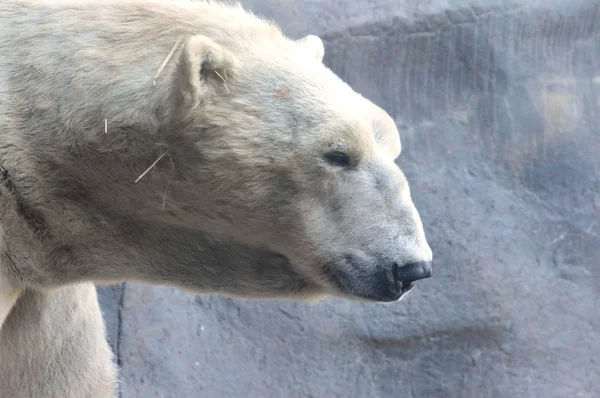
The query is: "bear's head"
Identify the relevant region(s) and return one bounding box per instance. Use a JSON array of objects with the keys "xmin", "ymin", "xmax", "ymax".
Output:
[{"xmin": 151, "ymin": 27, "xmax": 433, "ymax": 303}]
